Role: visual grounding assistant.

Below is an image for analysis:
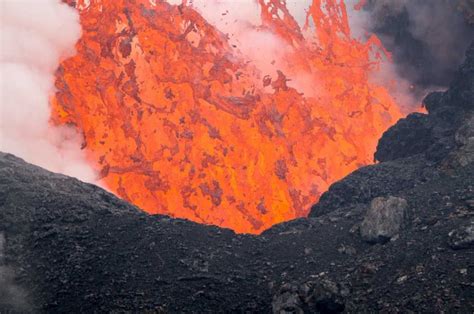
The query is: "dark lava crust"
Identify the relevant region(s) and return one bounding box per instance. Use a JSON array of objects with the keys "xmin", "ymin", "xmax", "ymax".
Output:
[{"xmin": 1, "ymin": 45, "xmax": 473, "ymax": 313}]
